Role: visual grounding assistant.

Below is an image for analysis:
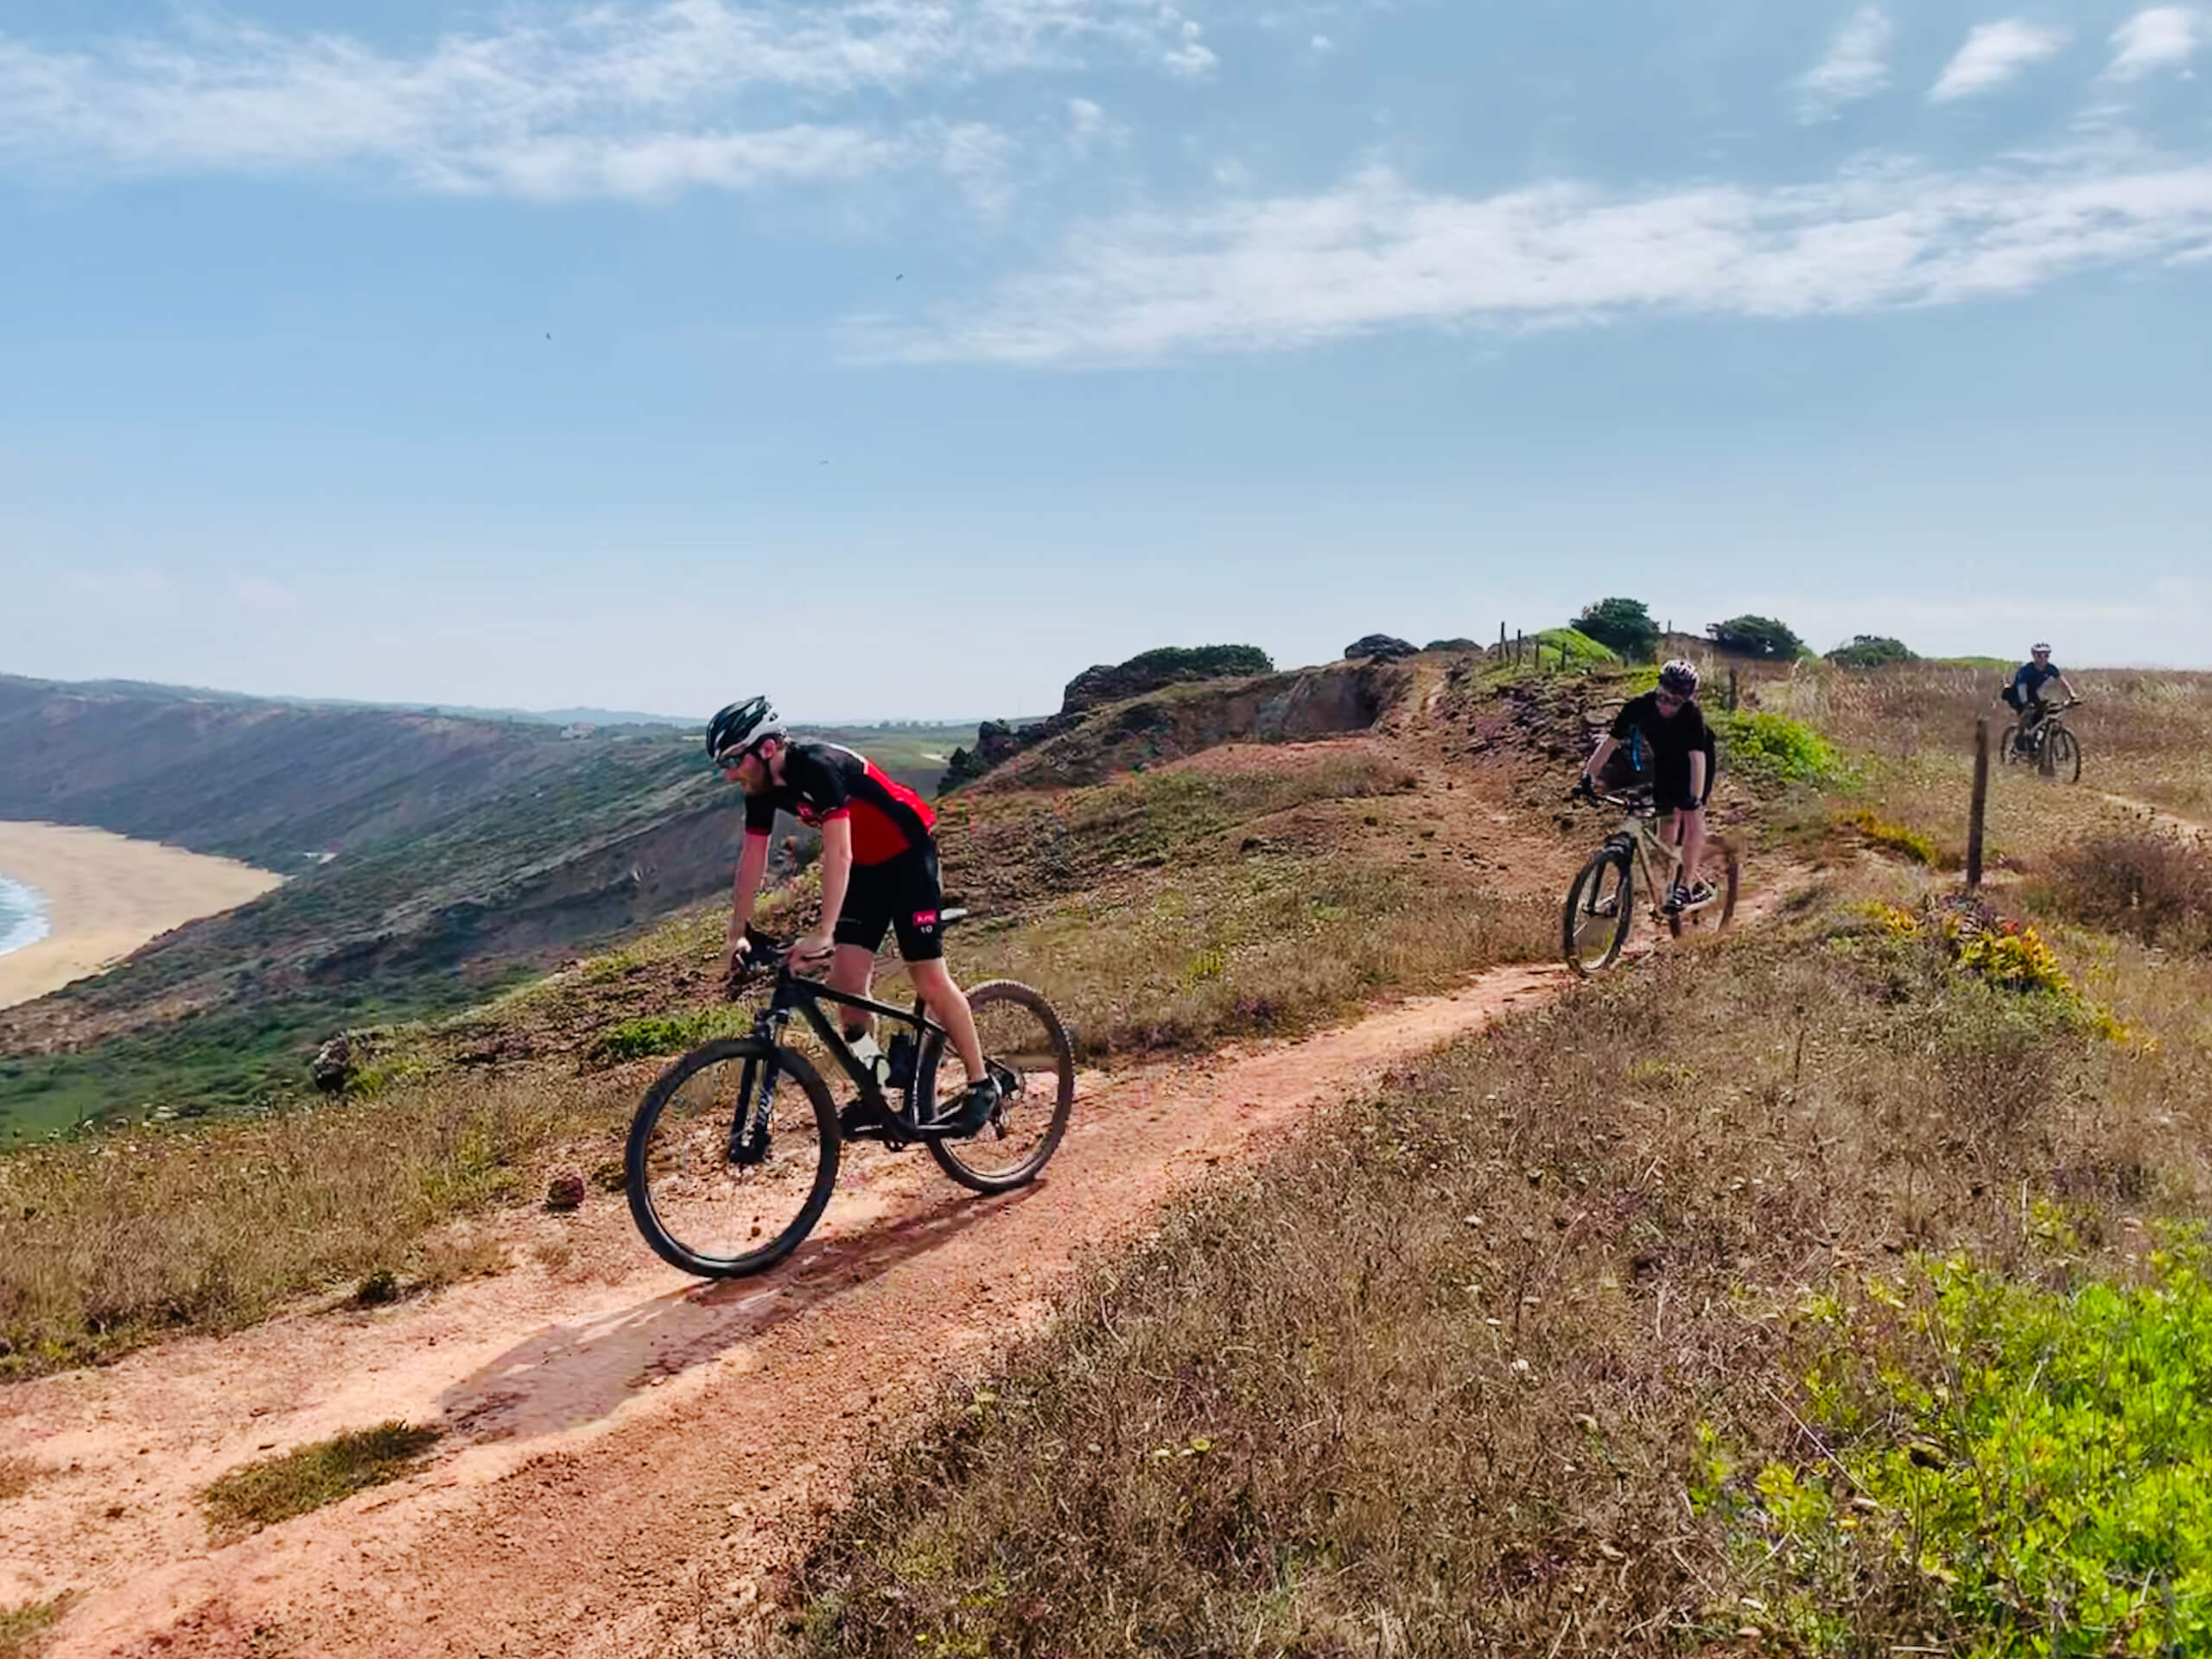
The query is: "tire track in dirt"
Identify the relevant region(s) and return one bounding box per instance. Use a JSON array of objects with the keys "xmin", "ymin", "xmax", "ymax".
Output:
[
  {"xmin": 9, "ymin": 885, "xmax": 1796, "ymax": 1658},
  {"xmin": 2094, "ymin": 790, "xmax": 2209, "ymax": 843}
]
